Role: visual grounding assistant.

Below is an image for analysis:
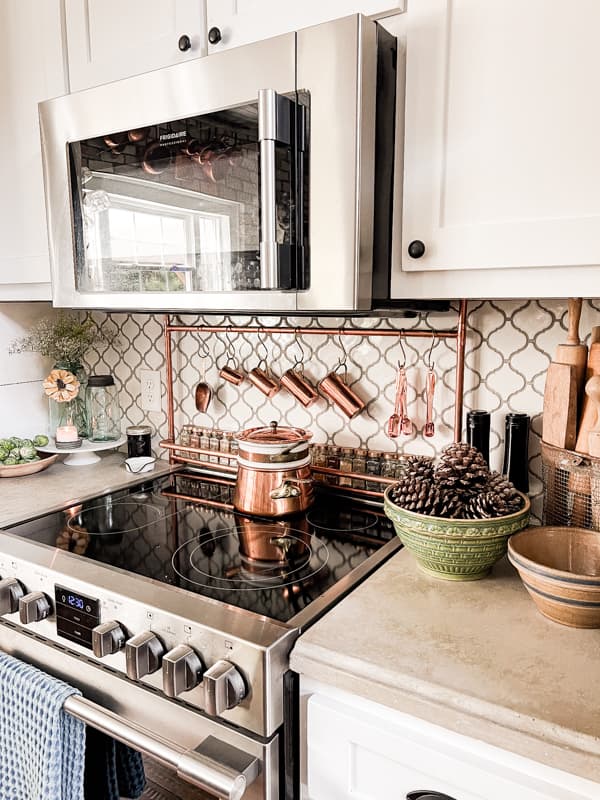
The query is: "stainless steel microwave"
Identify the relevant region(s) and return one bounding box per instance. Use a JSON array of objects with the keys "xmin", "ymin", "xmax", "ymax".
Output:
[{"xmin": 39, "ymin": 15, "xmax": 397, "ymax": 312}]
